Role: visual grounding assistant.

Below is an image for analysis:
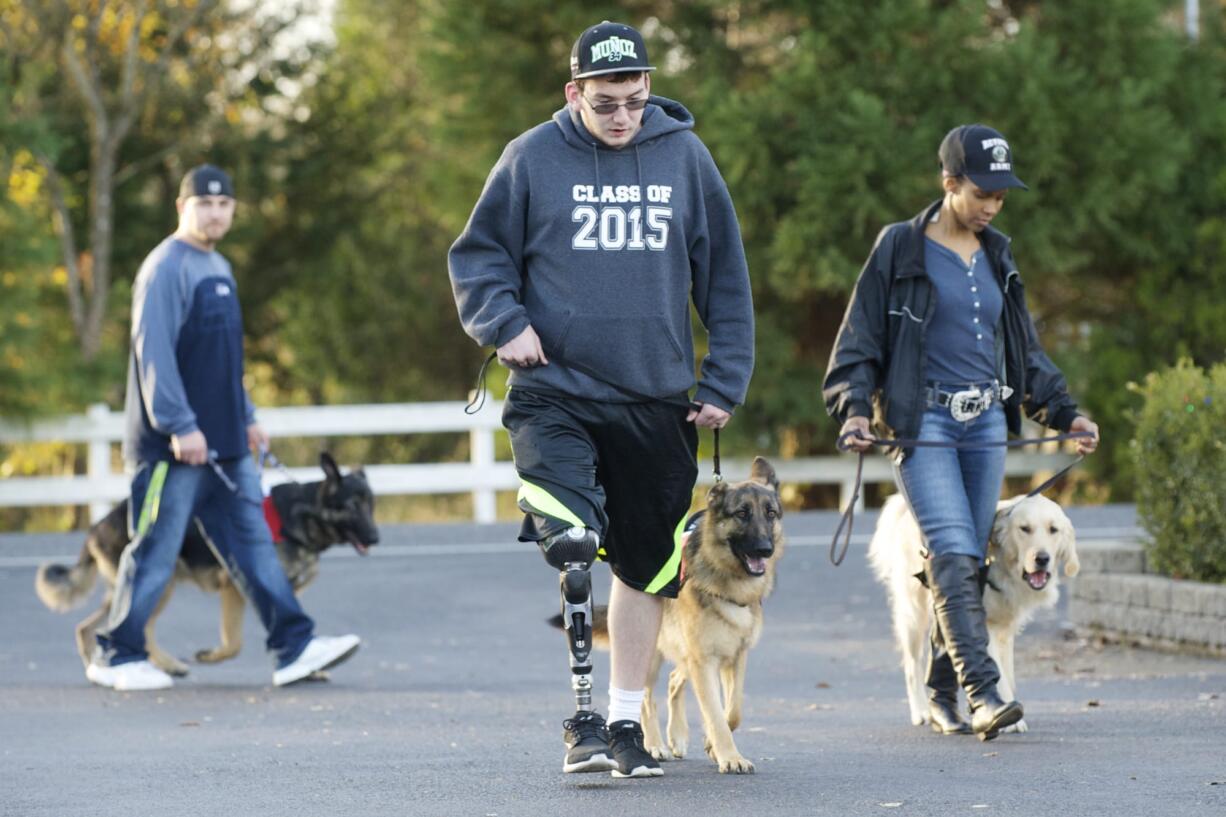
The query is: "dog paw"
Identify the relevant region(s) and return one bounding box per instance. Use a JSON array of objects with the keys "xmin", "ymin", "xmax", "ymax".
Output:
[
  {"xmin": 668, "ymin": 742, "xmax": 686, "ymax": 760},
  {"xmin": 159, "ymin": 659, "xmax": 190, "ymax": 677},
  {"xmin": 704, "ymin": 738, "xmax": 715, "ymax": 761},
  {"xmin": 194, "ymin": 647, "xmax": 238, "ymax": 664},
  {"xmin": 717, "ymin": 755, "xmax": 755, "ymax": 774},
  {"xmin": 910, "ymin": 712, "xmax": 930, "ymax": 727},
  {"xmin": 648, "ymin": 746, "xmax": 673, "ymax": 761}
]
